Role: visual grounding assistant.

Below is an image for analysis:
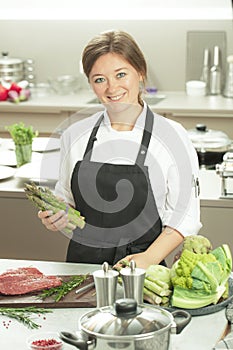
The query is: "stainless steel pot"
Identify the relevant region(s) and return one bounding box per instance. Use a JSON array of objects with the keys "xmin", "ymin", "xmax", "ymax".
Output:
[
  {"xmin": 188, "ymin": 124, "xmax": 232, "ymax": 168},
  {"xmin": 60, "ymin": 298, "xmax": 191, "ymax": 350},
  {"xmin": 0, "ymin": 52, "xmax": 25, "ymax": 82}
]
